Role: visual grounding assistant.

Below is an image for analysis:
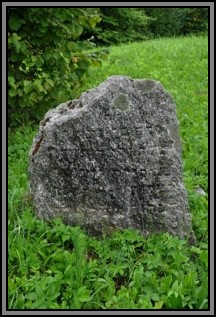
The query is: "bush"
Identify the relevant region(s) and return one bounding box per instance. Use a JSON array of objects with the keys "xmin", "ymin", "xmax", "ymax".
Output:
[
  {"xmin": 8, "ymin": 8, "xmax": 108, "ymax": 127},
  {"xmin": 81, "ymin": 8, "xmax": 151, "ymax": 46},
  {"xmin": 144, "ymin": 8, "xmax": 208, "ymax": 38}
]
